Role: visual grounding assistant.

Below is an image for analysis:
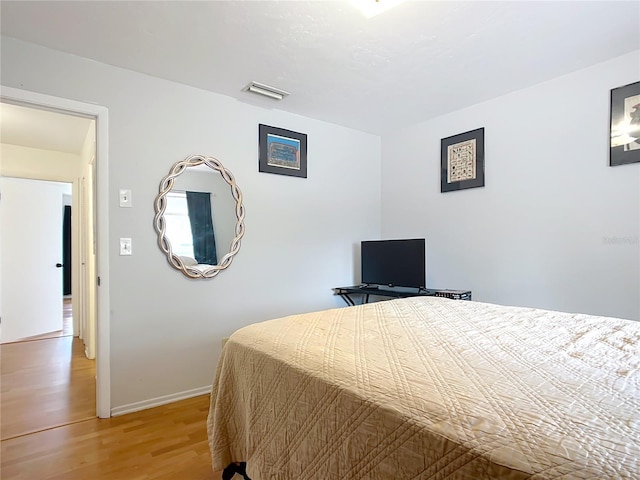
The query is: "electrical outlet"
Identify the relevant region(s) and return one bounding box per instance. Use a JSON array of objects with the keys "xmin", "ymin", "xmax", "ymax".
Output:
[
  {"xmin": 119, "ymin": 238, "xmax": 132, "ymax": 255},
  {"xmin": 119, "ymin": 189, "xmax": 132, "ymax": 207}
]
